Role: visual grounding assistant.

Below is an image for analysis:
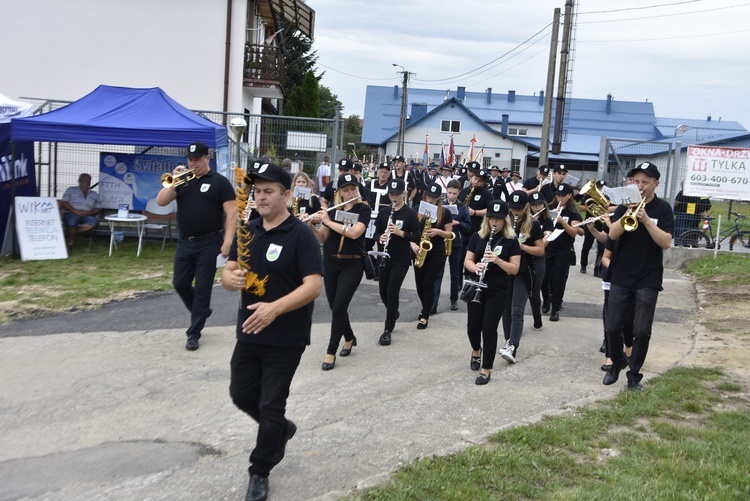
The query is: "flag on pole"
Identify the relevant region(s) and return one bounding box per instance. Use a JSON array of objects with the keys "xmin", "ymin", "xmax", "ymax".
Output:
[
  {"xmin": 468, "ymin": 135, "xmax": 477, "ymax": 162},
  {"xmin": 475, "ymin": 145, "xmax": 485, "ymax": 163},
  {"xmin": 447, "ymin": 133, "xmax": 455, "ymax": 166},
  {"xmin": 440, "ymin": 142, "xmax": 446, "ymax": 167},
  {"xmin": 423, "ymin": 133, "xmax": 429, "ymax": 166}
]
